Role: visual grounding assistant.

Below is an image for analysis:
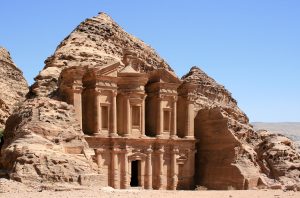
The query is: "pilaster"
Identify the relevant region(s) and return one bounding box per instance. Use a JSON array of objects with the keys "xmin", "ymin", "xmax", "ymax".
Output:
[
  {"xmin": 145, "ymin": 147, "xmax": 153, "ymax": 189},
  {"xmin": 110, "ymin": 90, "xmax": 118, "ymax": 137}
]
